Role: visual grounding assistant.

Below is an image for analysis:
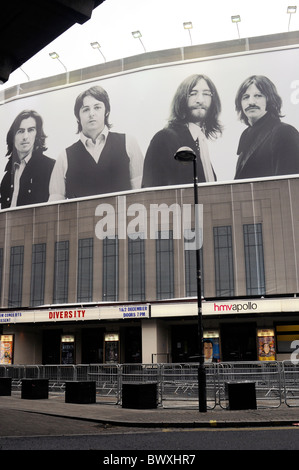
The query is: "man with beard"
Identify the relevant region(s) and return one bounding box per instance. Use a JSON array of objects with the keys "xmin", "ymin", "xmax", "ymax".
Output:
[
  {"xmin": 234, "ymin": 75, "xmax": 299, "ymax": 179},
  {"xmin": 141, "ymin": 74, "xmax": 223, "ymax": 187}
]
